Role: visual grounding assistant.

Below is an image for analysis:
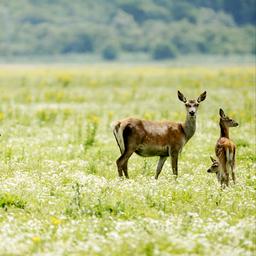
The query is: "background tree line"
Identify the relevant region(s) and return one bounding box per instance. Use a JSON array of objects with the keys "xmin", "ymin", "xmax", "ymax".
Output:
[{"xmin": 0, "ymin": 0, "xmax": 255, "ymax": 60}]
